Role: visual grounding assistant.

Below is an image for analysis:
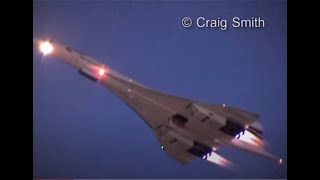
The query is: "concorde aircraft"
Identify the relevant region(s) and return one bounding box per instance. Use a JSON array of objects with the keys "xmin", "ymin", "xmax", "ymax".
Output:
[{"xmin": 33, "ymin": 38, "xmax": 282, "ymax": 168}]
